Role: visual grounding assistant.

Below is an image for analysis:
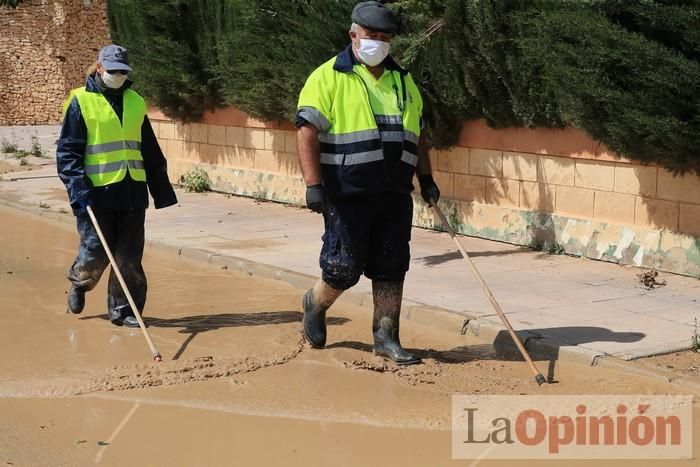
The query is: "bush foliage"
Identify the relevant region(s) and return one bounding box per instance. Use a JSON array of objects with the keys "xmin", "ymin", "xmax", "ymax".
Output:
[
  {"xmin": 179, "ymin": 167, "xmax": 211, "ymax": 192},
  {"xmin": 108, "ymin": 0, "xmax": 700, "ymax": 172}
]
